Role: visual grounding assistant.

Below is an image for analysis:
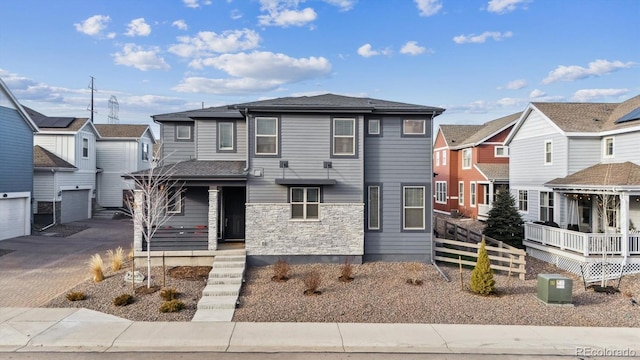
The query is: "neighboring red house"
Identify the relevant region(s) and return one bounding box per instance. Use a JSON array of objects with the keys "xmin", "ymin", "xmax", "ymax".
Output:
[{"xmin": 433, "ymin": 112, "xmax": 520, "ymax": 220}]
